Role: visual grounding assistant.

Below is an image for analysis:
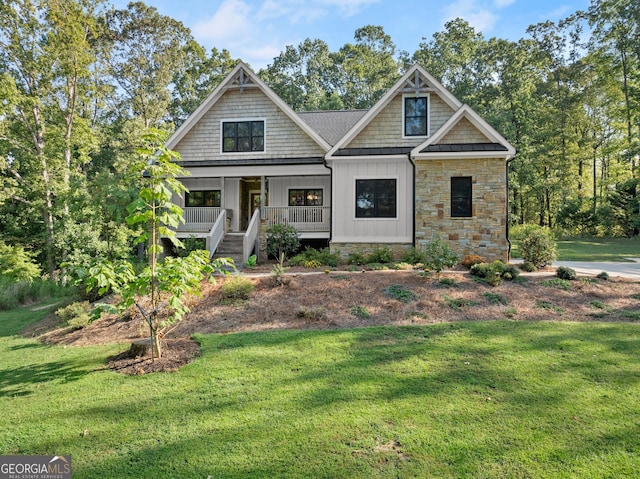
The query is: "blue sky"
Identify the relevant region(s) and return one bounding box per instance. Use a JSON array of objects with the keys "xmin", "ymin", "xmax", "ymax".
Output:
[{"xmin": 111, "ymin": 0, "xmax": 589, "ymax": 69}]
